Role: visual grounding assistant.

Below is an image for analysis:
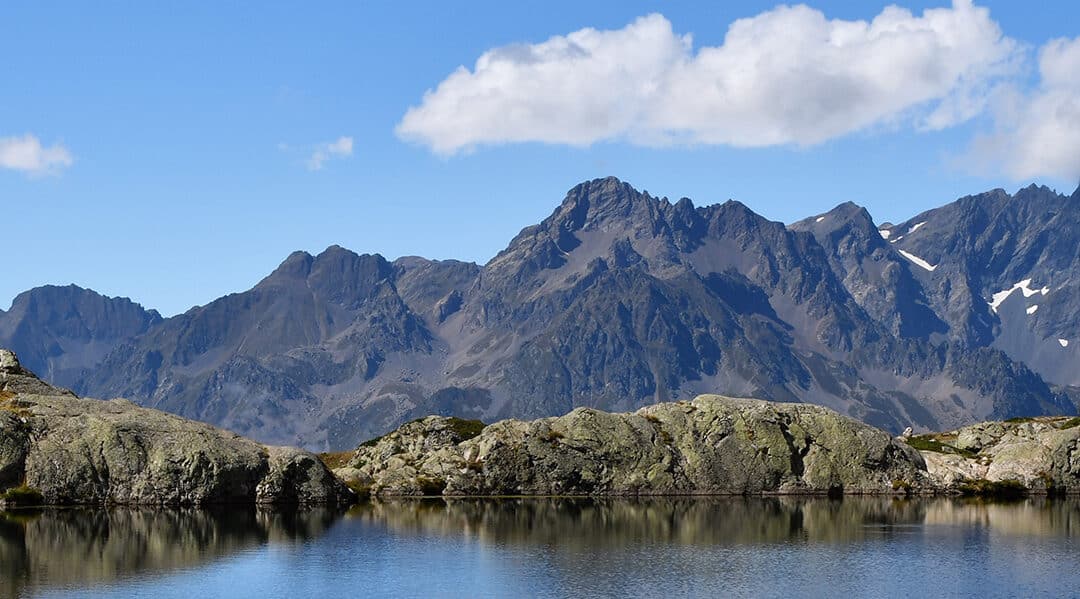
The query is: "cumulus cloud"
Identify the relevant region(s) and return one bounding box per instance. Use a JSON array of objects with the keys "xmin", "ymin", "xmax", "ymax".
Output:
[
  {"xmin": 0, "ymin": 134, "xmax": 73, "ymax": 175},
  {"xmin": 397, "ymin": 1, "xmax": 1019, "ymax": 154},
  {"xmin": 307, "ymin": 136, "xmax": 354, "ymax": 170},
  {"xmin": 967, "ymin": 36, "xmax": 1080, "ymax": 182}
]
